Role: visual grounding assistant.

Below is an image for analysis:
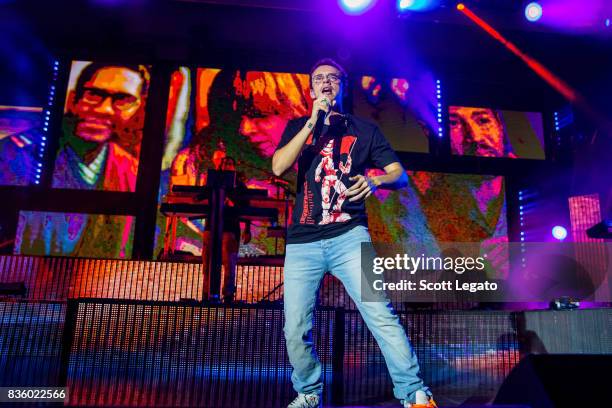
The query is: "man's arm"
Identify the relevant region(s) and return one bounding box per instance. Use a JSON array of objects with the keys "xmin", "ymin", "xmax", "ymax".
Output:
[
  {"xmin": 272, "ymin": 97, "xmax": 331, "ymax": 176},
  {"xmin": 371, "ymin": 162, "xmax": 408, "ymax": 189},
  {"xmin": 345, "ymin": 162, "xmax": 407, "ymax": 202},
  {"xmin": 272, "ymin": 120, "xmax": 315, "ymax": 176}
]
